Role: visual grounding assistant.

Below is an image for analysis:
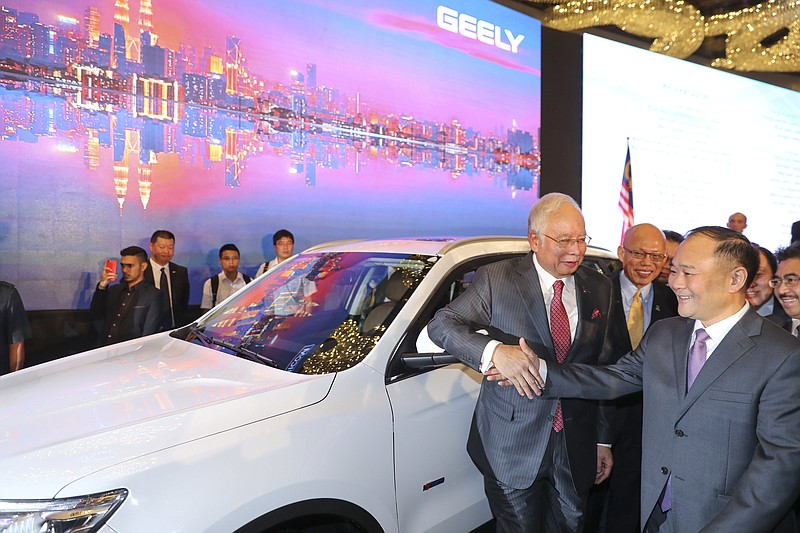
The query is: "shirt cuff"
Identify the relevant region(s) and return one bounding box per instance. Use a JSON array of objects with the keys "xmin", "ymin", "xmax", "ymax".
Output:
[
  {"xmin": 480, "ymin": 339, "xmax": 501, "ymax": 373},
  {"xmin": 597, "ymin": 443, "xmax": 612, "ymax": 448}
]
